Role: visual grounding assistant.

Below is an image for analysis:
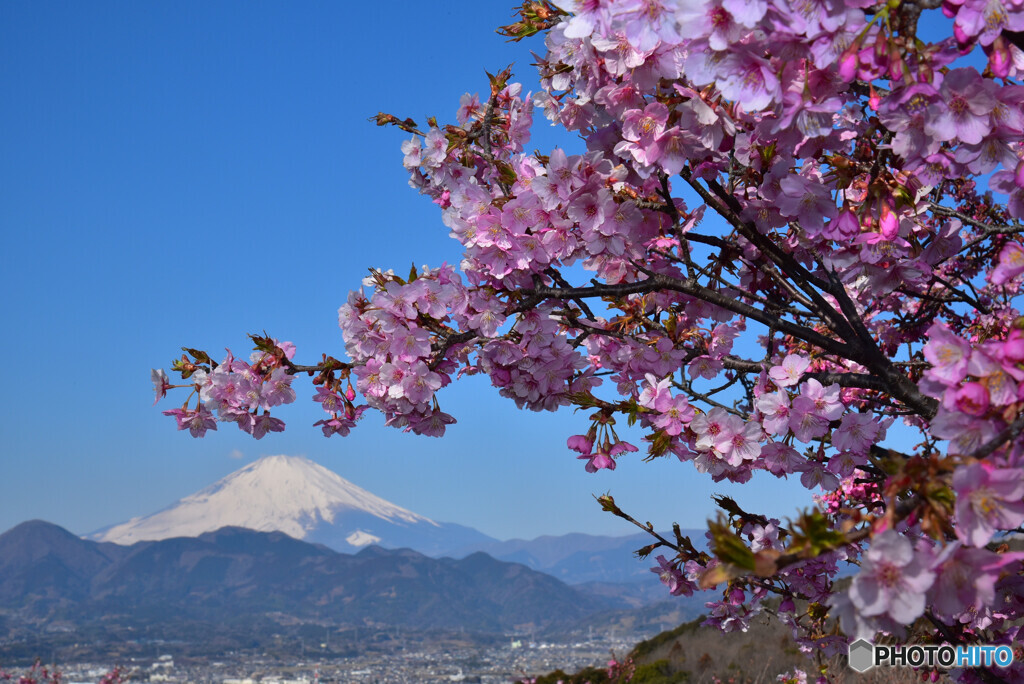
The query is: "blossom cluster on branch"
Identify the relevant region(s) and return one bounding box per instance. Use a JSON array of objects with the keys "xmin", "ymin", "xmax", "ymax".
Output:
[{"xmin": 155, "ymin": 0, "xmax": 1024, "ymax": 680}]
